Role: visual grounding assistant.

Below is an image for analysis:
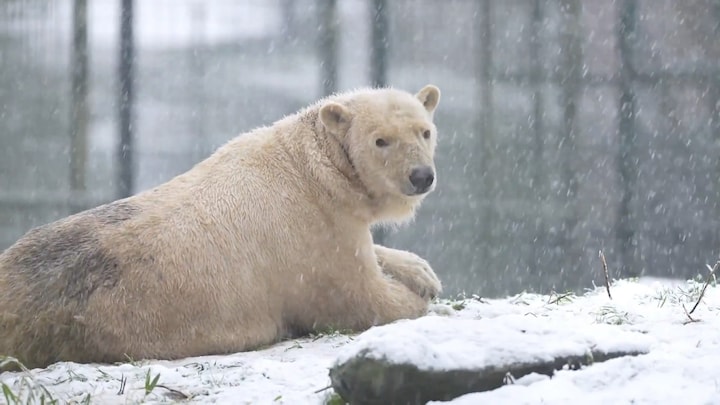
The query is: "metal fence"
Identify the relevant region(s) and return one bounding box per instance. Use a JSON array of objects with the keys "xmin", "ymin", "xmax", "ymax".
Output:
[{"xmin": 1, "ymin": 0, "xmax": 718, "ymax": 297}]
